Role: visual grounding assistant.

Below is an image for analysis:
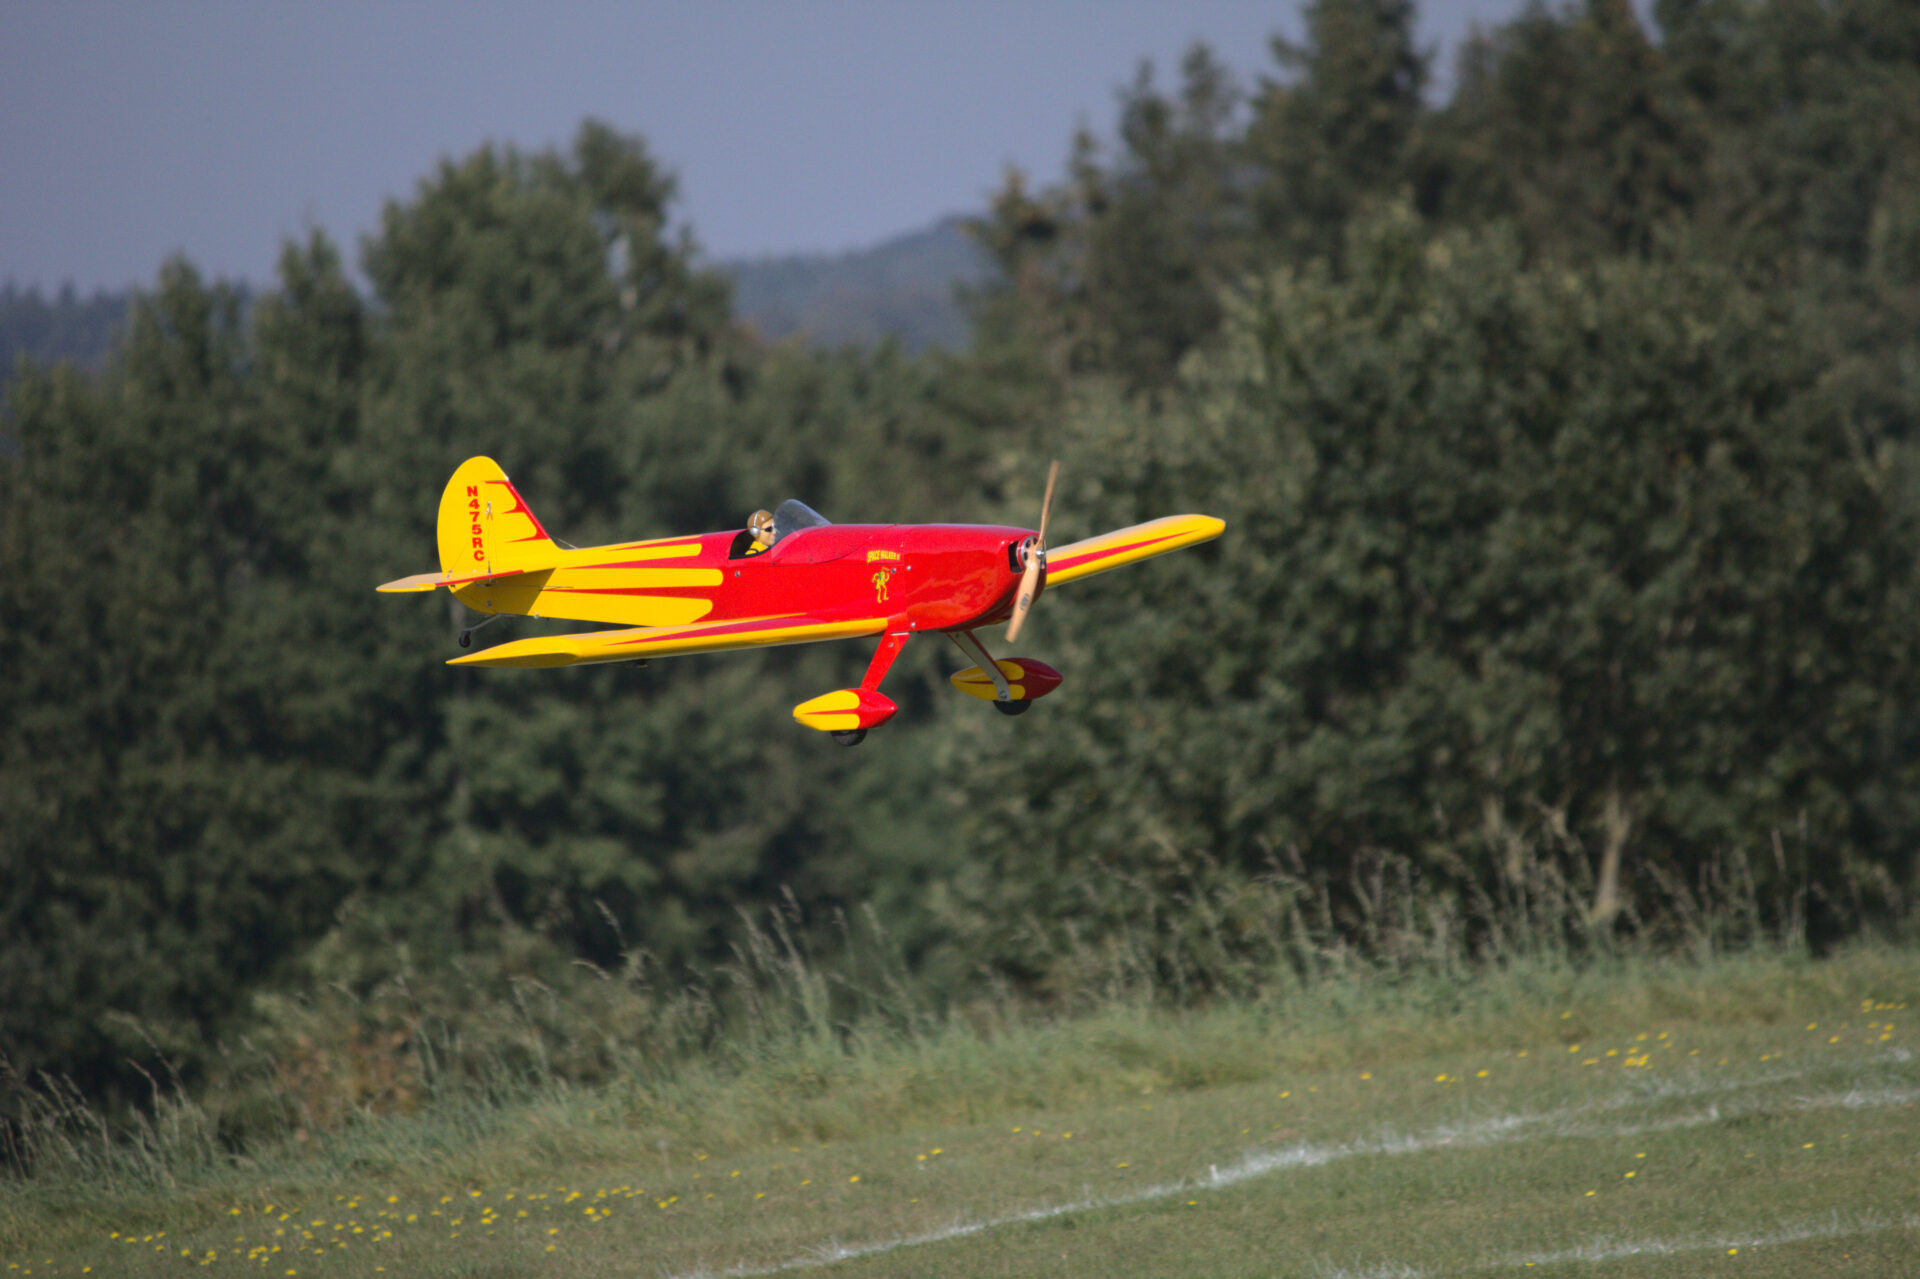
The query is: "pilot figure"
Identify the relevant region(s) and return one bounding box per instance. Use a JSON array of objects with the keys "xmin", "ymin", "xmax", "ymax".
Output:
[{"xmin": 747, "ymin": 508, "xmax": 776, "ymax": 552}]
